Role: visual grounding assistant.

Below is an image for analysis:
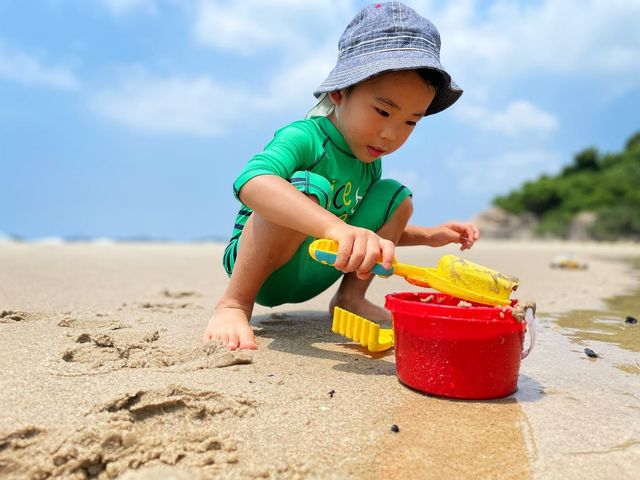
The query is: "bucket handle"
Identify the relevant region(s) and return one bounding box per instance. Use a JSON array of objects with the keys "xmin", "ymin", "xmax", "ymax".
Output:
[{"xmin": 521, "ymin": 307, "xmax": 536, "ymax": 359}]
